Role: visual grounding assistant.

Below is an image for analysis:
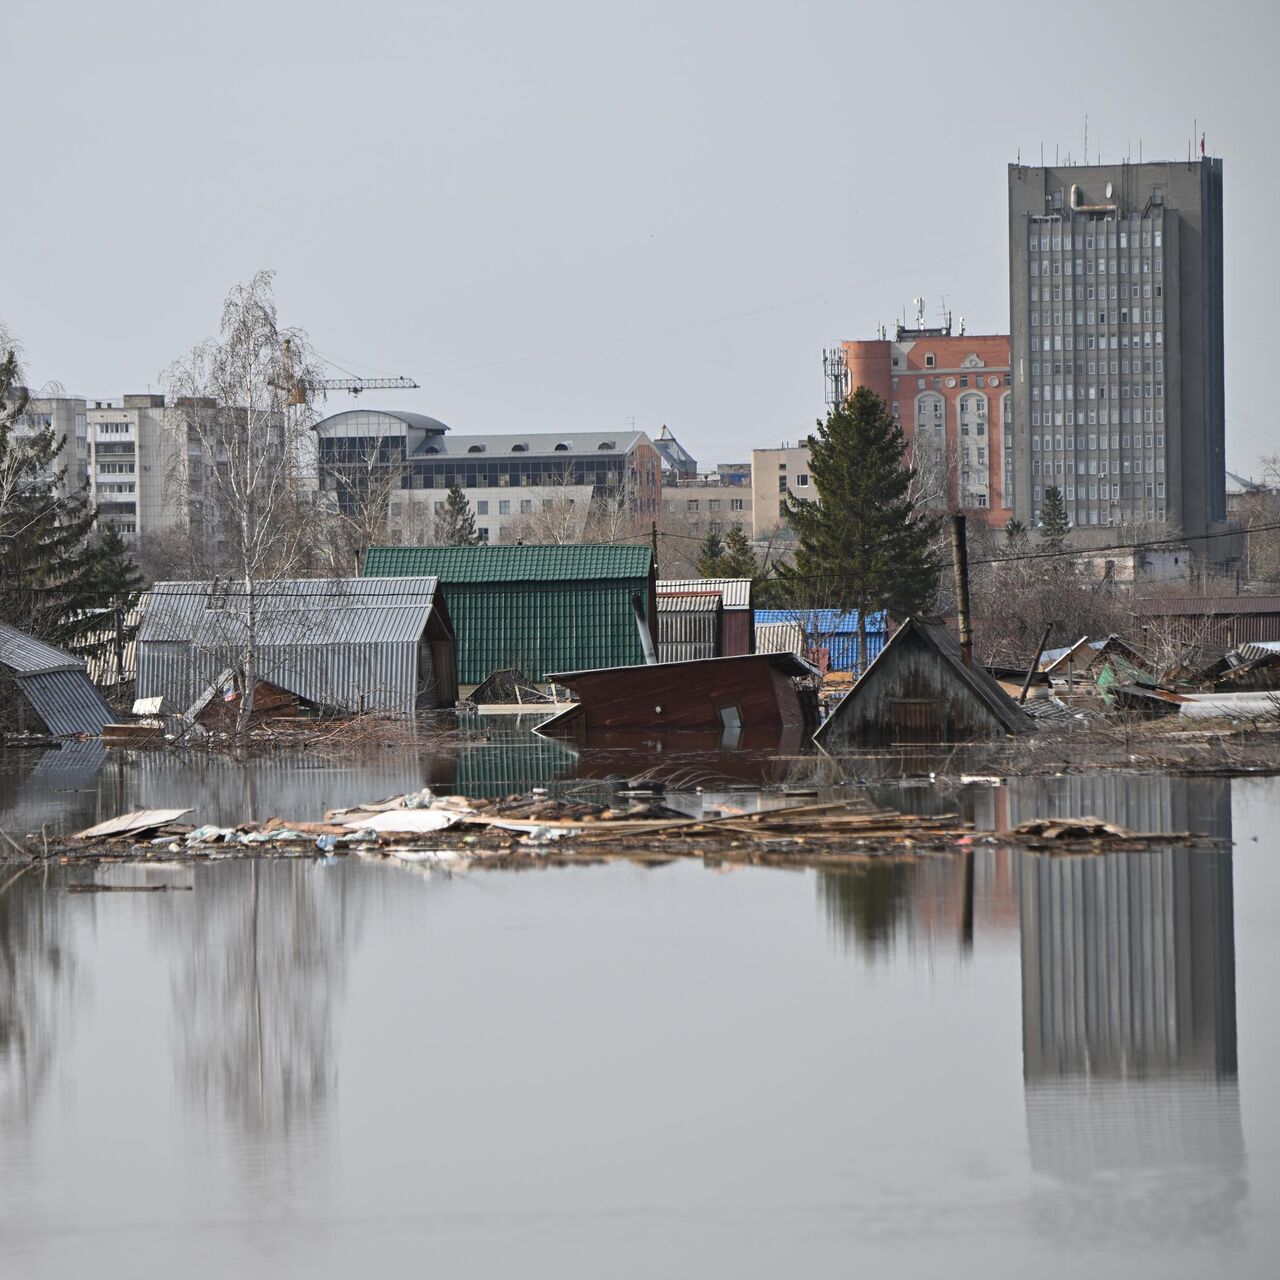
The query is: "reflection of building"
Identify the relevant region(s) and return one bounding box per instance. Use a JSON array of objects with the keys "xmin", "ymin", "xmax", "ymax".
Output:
[{"xmin": 1017, "ymin": 776, "xmax": 1243, "ymax": 1240}]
